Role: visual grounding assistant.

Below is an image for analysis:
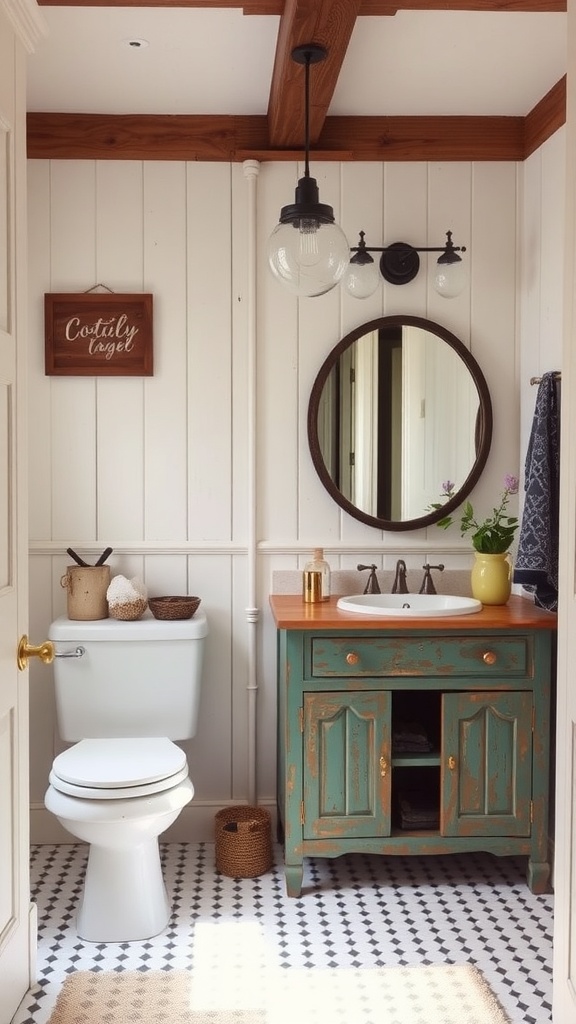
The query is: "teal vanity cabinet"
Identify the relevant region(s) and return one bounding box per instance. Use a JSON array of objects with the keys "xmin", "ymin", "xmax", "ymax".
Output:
[{"xmin": 270, "ymin": 594, "xmax": 557, "ymax": 898}]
